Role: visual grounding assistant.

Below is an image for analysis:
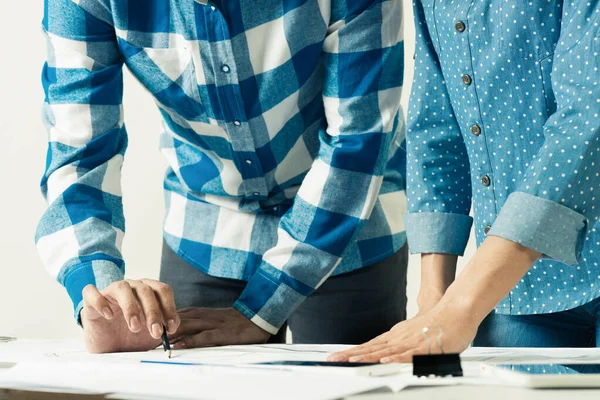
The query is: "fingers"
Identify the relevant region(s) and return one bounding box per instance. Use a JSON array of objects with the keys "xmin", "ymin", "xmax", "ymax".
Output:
[
  {"xmin": 173, "ymin": 329, "xmax": 226, "ymax": 349},
  {"xmin": 328, "ymin": 342, "xmax": 390, "ymax": 362},
  {"xmin": 348, "ymin": 344, "xmax": 410, "ymax": 363},
  {"xmin": 82, "ymin": 285, "xmax": 113, "ymax": 320},
  {"xmin": 110, "ymin": 281, "xmax": 143, "ymax": 333},
  {"xmin": 327, "ymin": 334, "xmax": 390, "ymax": 362},
  {"xmin": 128, "ymin": 281, "xmax": 165, "ymax": 339},
  {"xmin": 95, "ymin": 279, "xmax": 178, "ymax": 338},
  {"xmin": 171, "ymin": 318, "xmax": 214, "ymax": 338},
  {"xmin": 142, "ymin": 280, "xmax": 179, "ymax": 334},
  {"xmin": 168, "ymin": 317, "xmax": 216, "ymax": 346},
  {"xmin": 381, "ymin": 349, "xmax": 418, "ymax": 364}
]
